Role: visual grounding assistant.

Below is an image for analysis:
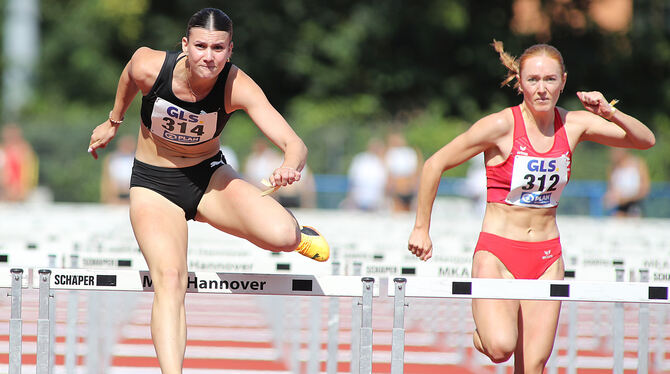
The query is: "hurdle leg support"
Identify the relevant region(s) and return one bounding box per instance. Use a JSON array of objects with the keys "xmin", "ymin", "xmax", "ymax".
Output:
[
  {"xmin": 9, "ymin": 269, "xmax": 23, "ymax": 374},
  {"xmin": 36, "ymin": 269, "xmax": 53, "ymax": 374},
  {"xmin": 359, "ymin": 277, "xmax": 375, "ymax": 374},
  {"xmin": 391, "ymin": 278, "xmax": 407, "ymax": 374}
]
